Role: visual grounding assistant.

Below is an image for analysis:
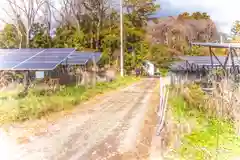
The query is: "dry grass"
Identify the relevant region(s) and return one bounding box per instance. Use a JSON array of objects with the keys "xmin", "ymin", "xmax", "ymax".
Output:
[
  {"xmin": 161, "ymin": 81, "xmax": 240, "ymax": 159},
  {"xmin": 0, "ymin": 76, "xmax": 140, "ymax": 125}
]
